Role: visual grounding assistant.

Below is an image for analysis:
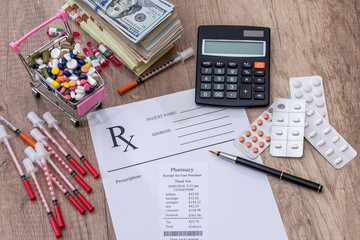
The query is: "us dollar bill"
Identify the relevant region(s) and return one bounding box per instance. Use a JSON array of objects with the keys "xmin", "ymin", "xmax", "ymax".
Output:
[{"xmin": 81, "ymin": 0, "xmax": 174, "ymax": 43}]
